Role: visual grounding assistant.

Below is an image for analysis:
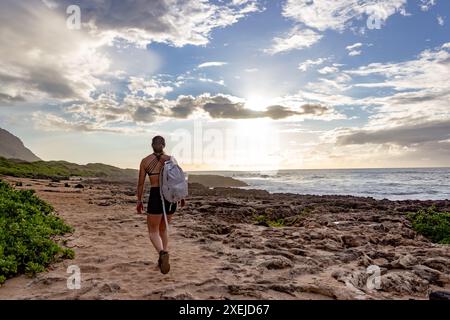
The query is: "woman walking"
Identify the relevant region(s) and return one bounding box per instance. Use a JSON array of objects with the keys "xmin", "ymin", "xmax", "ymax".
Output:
[{"xmin": 136, "ymin": 135, "xmax": 185, "ymax": 274}]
